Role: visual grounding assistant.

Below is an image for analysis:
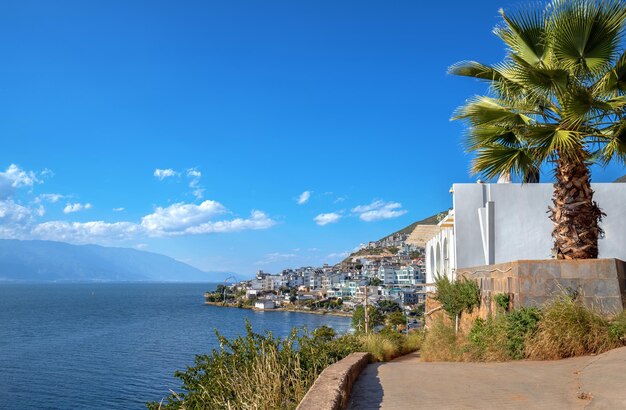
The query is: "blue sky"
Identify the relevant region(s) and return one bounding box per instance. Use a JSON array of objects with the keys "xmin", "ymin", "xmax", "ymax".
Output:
[{"xmin": 1, "ymin": 0, "xmax": 625, "ymax": 276}]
